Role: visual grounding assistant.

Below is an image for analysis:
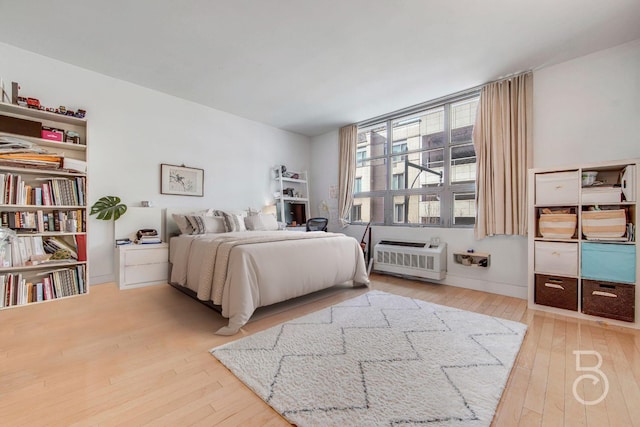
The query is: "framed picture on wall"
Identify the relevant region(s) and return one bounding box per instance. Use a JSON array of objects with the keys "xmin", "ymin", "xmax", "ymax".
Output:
[{"xmin": 160, "ymin": 163, "xmax": 204, "ymax": 197}]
